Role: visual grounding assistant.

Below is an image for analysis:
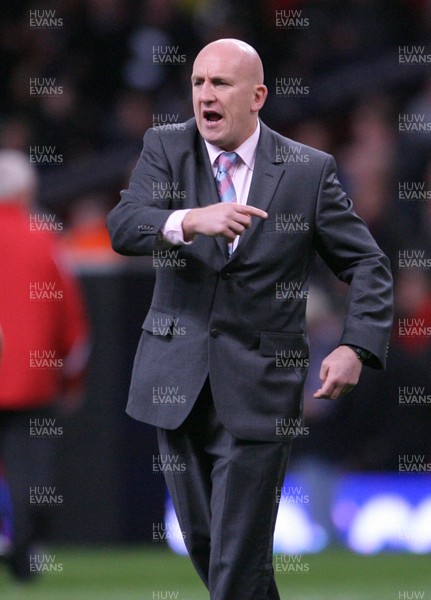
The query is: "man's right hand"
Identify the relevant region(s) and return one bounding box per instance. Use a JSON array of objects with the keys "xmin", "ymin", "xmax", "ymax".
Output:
[{"xmin": 182, "ymin": 203, "xmax": 268, "ymax": 242}]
